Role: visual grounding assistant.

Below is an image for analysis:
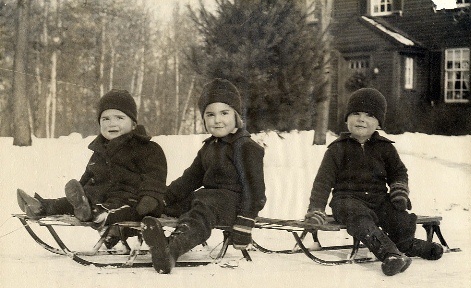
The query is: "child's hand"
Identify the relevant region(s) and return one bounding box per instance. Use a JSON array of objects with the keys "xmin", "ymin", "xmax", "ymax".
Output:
[
  {"xmin": 232, "ymin": 215, "xmax": 255, "ymax": 250},
  {"xmin": 136, "ymin": 195, "xmax": 165, "ymax": 217},
  {"xmin": 305, "ymin": 210, "xmax": 327, "ymax": 225},
  {"xmin": 391, "ymin": 197, "xmax": 412, "ymax": 211},
  {"xmin": 390, "ymin": 182, "xmax": 412, "ymax": 211}
]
